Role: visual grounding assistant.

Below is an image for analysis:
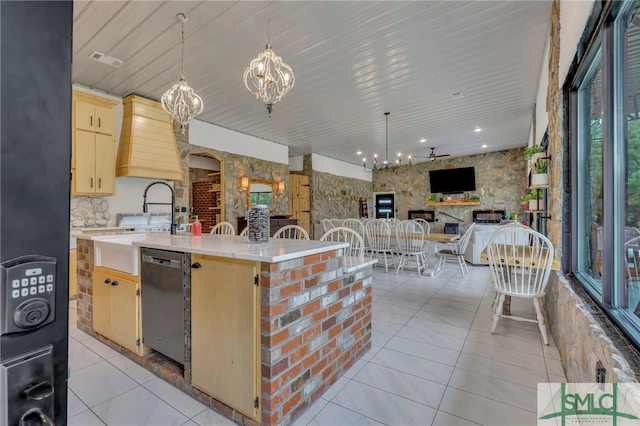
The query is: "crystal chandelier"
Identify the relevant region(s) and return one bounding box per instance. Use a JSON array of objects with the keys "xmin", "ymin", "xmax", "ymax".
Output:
[
  {"xmin": 161, "ymin": 13, "xmax": 204, "ymax": 132},
  {"xmin": 363, "ymin": 112, "xmax": 411, "ymax": 172},
  {"xmin": 243, "ymin": 19, "xmax": 295, "ymax": 116}
]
